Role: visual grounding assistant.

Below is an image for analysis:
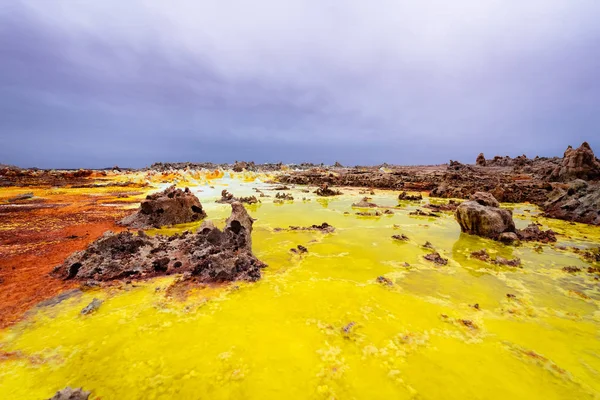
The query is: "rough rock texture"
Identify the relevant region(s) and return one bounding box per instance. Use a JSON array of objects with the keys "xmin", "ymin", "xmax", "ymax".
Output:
[
  {"xmin": 232, "ymin": 161, "xmax": 256, "ymax": 172},
  {"xmin": 550, "ymin": 142, "xmax": 600, "ymax": 182},
  {"xmin": 424, "ymin": 252, "xmax": 448, "ymax": 265},
  {"xmin": 516, "ymin": 223, "xmax": 557, "ymax": 243},
  {"xmin": 119, "ymin": 185, "xmax": 206, "ymax": 229},
  {"xmin": 48, "ymin": 387, "xmax": 90, "ymax": 400},
  {"xmin": 217, "ymin": 190, "xmax": 259, "ymax": 204},
  {"xmin": 275, "ymin": 192, "xmax": 294, "ymax": 201},
  {"xmin": 543, "ymin": 181, "xmax": 600, "ymax": 225},
  {"xmin": 315, "ymin": 183, "xmax": 342, "ymax": 196},
  {"xmin": 469, "ymin": 191, "xmax": 499, "ymax": 207},
  {"xmin": 476, "ymin": 153, "xmax": 486, "ymax": 166},
  {"xmin": 498, "ymin": 232, "xmax": 519, "ymax": 244},
  {"xmin": 398, "ymin": 191, "xmax": 423, "ymax": 201},
  {"xmin": 54, "ymin": 203, "xmax": 266, "ymax": 283},
  {"xmin": 455, "ymin": 194, "xmax": 516, "ymax": 239},
  {"xmin": 470, "ymin": 249, "xmax": 521, "ymax": 266}
]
